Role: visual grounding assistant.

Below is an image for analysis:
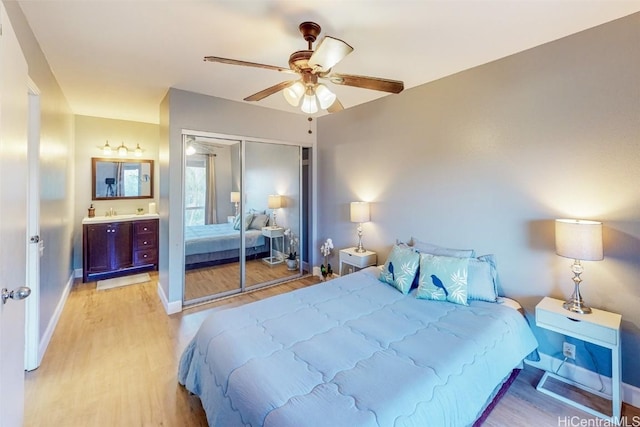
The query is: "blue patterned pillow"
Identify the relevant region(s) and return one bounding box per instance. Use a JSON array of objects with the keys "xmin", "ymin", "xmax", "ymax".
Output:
[
  {"xmin": 379, "ymin": 245, "xmax": 420, "ymax": 294},
  {"xmin": 416, "ymin": 254, "xmax": 469, "ymax": 306}
]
